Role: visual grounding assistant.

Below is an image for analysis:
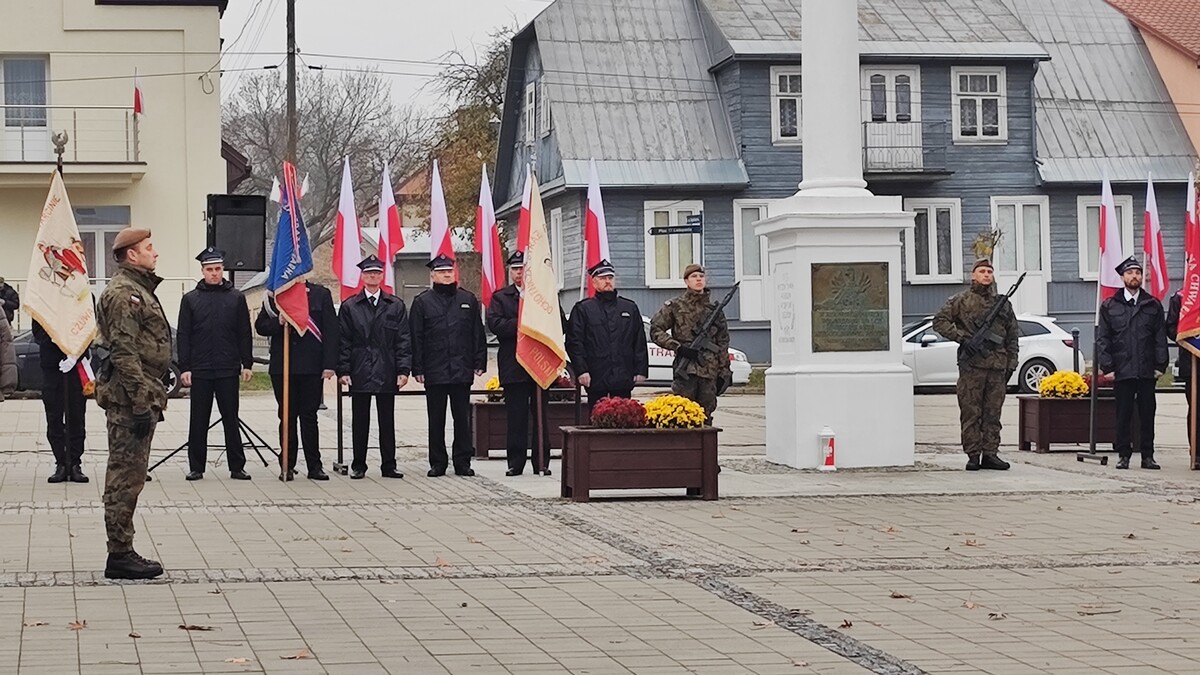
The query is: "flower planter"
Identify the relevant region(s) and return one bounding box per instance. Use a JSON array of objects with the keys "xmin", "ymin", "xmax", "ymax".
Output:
[
  {"xmin": 559, "ymin": 426, "xmax": 720, "ymax": 502},
  {"xmin": 472, "ymin": 400, "xmax": 590, "ymax": 459},
  {"xmin": 1017, "ymin": 394, "xmax": 1137, "ymax": 452}
]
